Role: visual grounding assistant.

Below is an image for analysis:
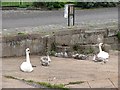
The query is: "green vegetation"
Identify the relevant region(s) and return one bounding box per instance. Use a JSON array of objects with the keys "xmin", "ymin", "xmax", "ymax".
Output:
[
  {"xmin": 16, "ymin": 32, "xmax": 28, "ymax": 42},
  {"xmin": 37, "ymin": 82, "xmax": 68, "ymax": 90},
  {"xmin": 32, "ymin": 2, "xmax": 118, "ymax": 10},
  {"xmin": 25, "ymin": 79, "xmax": 69, "ymax": 90},
  {"xmin": 32, "ymin": 2, "xmax": 65, "ymax": 10},
  {"xmin": 1, "ymin": 2, "xmax": 32, "ymax": 7},
  {"xmin": 51, "ymin": 42, "xmax": 57, "ymax": 51},
  {"xmin": 4, "ymin": 75, "xmax": 69, "ymax": 90},
  {"xmin": 73, "ymin": 44, "xmax": 79, "ymax": 51},
  {"xmin": 25, "ymin": 80, "xmax": 34, "ymax": 83},
  {"xmin": 75, "ymin": 2, "xmax": 118, "ymax": 9},
  {"xmin": 17, "ymin": 32, "xmax": 26, "ymax": 35},
  {"xmin": 73, "ymin": 44, "xmax": 94, "ymax": 54},
  {"xmin": 49, "ymin": 50, "xmax": 56, "ymax": 56},
  {"xmin": 4, "ymin": 75, "xmax": 18, "ymax": 80},
  {"xmin": 1, "ymin": 2, "xmax": 118, "ymax": 9},
  {"xmin": 66, "ymin": 81, "xmax": 84, "ymax": 85},
  {"xmin": 85, "ymin": 47, "xmax": 94, "ymax": 54},
  {"xmin": 117, "ymin": 31, "xmax": 120, "ymax": 40},
  {"xmin": 49, "ymin": 42, "xmax": 57, "ymax": 56},
  {"xmin": 4, "ymin": 75, "xmax": 85, "ymax": 89}
]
